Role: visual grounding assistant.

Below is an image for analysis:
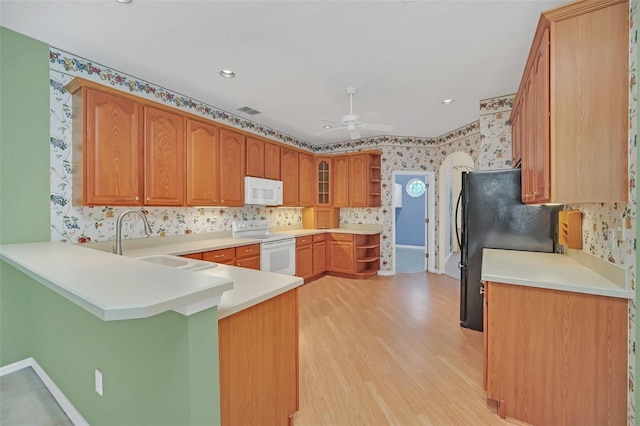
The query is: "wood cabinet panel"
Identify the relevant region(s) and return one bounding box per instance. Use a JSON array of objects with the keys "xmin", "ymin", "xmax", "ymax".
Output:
[
  {"xmin": 281, "ymin": 148, "xmax": 299, "ymax": 206},
  {"xmin": 312, "ymin": 240, "xmax": 326, "ymax": 276},
  {"xmin": 235, "ymin": 256, "xmax": 260, "ymax": 270},
  {"xmin": 332, "ymin": 156, "xmax": 349, "ymax": 207},
  {"xmin": 298, "ymin": 153, "xmax": 314, "ymax": 207},
  {"xmin": 179, "ymin": 252, "xmax": 203, "ymax": 260},
  {"xmin": 219, "ymin": 129, "xmax": 245, "ymax": 206},
  {"xmin": 328, "ymin": 241, "xmax": 354, "ymax": 274},
  {"xmin": 186, "ymin": 119, "xmax": 219, "ymax": 205},
  {"xmin": 349, "ymin": 154, "xmax": 369, "ymax": 207},
  {"xmin": 485, "ymin": 281, "xmax": 627, "ymax": 425},
  {"xmin": 296, "ymin": 243, "xmax": 313, "ymax": 280},
  {"xmin": 202, "ymin": 247, "xmax": 236, "ymax": 265},
  {"xmin": 143, "ymin": 106, "xmax": 185, "ymax": 205},
  {"xmin": 246, "ymin": 137, "xmax": 265, "ymax": 178},
  {"xmin": 315, "ymin": 157, "xmax": 332, "ymax": 206},
  {"xmin": 219, "ymin": 289, "xmax": 299, "ymax": 426},
  {"xmin": 83, "ymin": 88, "xmax": 143, "ymax": 205},
  {"xmin": 513, "ymin": 0, "xmax": 628, "ymax": 204},
  {"xmin": 236, "ymin": 244, "xmax": 260, "ymax": 260},
  {"xmin": 264, "ymin": 142, "xmax": 281, "ymax": 180}
]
